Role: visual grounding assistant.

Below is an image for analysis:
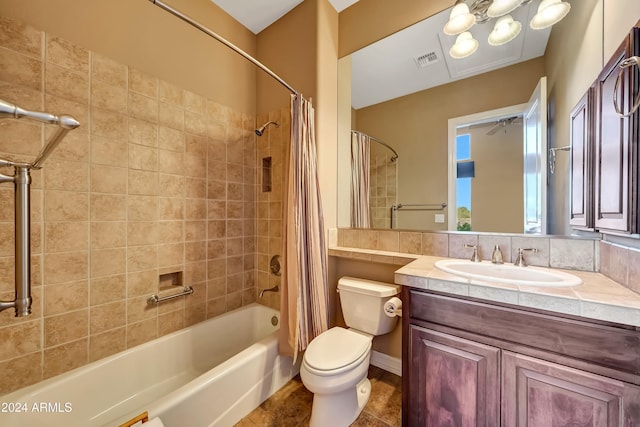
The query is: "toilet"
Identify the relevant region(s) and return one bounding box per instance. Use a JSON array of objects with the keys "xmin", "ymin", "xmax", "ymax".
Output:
[{"xmin": 300, "ymin": 277, "xmax": 400, "ymax": 427}]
